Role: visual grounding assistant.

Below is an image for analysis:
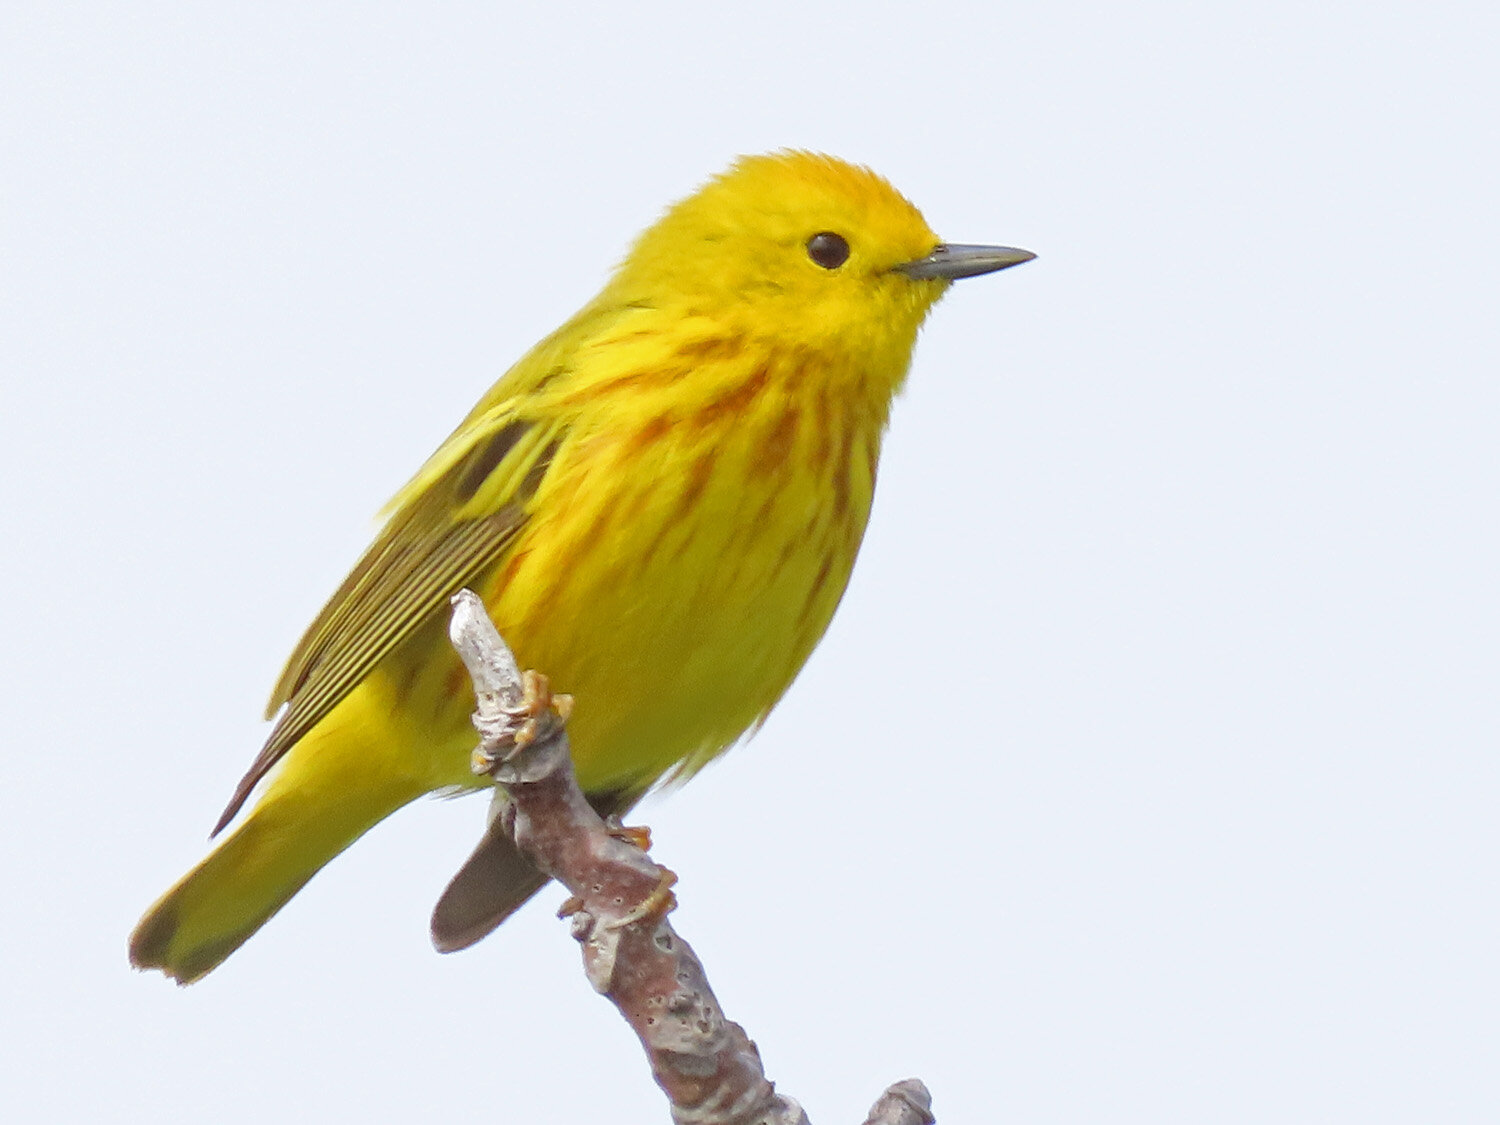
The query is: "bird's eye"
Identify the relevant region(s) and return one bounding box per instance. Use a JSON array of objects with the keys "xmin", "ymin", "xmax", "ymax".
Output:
[{"xmin": 806, "ymin": 232, "xmax": 850, "ymax": 270}]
